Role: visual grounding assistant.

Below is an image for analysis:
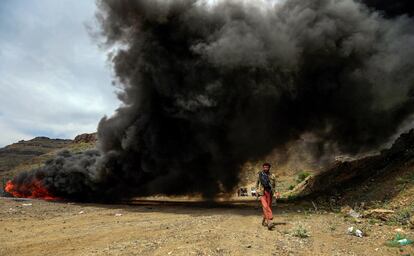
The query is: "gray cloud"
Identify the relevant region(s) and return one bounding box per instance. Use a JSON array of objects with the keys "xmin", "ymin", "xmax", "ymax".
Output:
[{"xmin": 0, "ymin": 0, "xmax": 118, "ymax": 146}]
